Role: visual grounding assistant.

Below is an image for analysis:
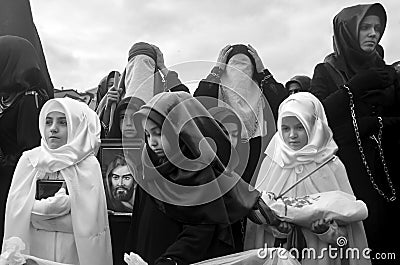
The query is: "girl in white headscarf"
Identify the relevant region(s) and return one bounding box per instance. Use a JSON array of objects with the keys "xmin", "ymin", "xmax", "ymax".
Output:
[
  {"xmin": 2, "ymin": 98, "xmax": 112, "ymax": 265},
  {"xmin": 245, "ymin": 92, "xmax": 370, "ymax": 265}
]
